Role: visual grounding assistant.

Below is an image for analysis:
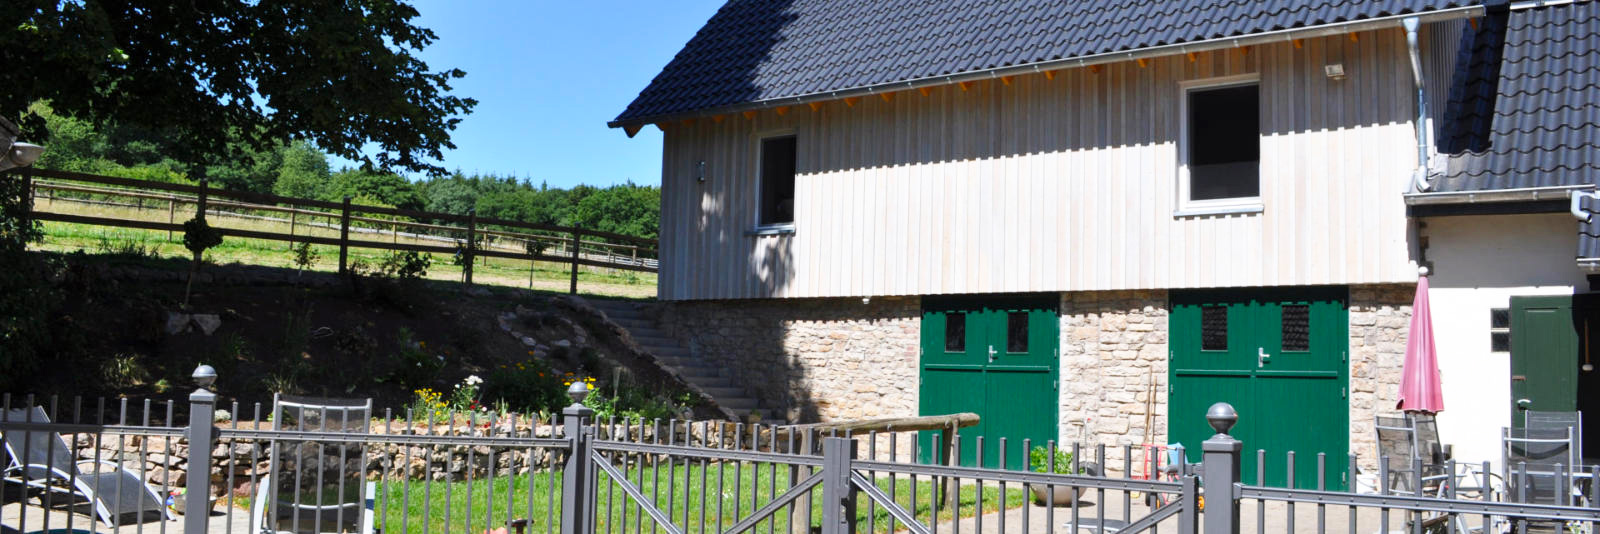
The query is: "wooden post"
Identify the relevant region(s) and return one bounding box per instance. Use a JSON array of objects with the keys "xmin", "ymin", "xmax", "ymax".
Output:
[
  {"xmin": 287, "ymin": 209, "xmax": 297, "ymax": 250},
  {"xmin": 392, "ymin": 217, "xmax": 399, "ymax": 244},
  {"xmin": 569, "ymin": 229, "xmax": 581, "ymax": 294},
  {"xmin": 464, "ymin": 209, "xmax": 476, "ymax": 285},
  {"xmin": 338, "ymin": 196, "xmax": 351, "ymax": 275},
  {"xmin": 195, "ymin": 180, "xmax": 208, "ymax": 219},
  {"xmin": 942, "ymin": 424, "xmax": 958, "ymax": 512},
  {"xmin": 167, "ymin": 195, "xmax": 177, "ymax": 241}
]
